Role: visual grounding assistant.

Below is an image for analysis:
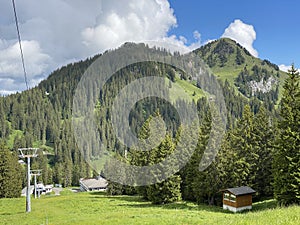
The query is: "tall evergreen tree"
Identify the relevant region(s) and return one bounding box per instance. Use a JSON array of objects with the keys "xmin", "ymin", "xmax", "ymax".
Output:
[
  {"xmin": 273, "ymin": 64, "xmax": 300, "ymax": 205},
  {"xmin": 252, "ymin": 106, "xmax": 274, "ymax": 198},
  {"xmin": 180, "ymin": 98, "xmax": 212, "ymax": 202},
  {"xmin": 146, "ymin": 134, "xmax": 182, "ymax": 204},
  {"xmin": 129, "ymin": 112, "xmax": 182, "ymax": 204},
  {"xmin": 0, "ymin": 143, "xmax": 23, "ymax": 198},
  {"xmin": 230, "ymin": 105, "xmax": 256, "ymax": 186},
  {"xmin": 252, "ymin": 106, "xmax": 274, "ymax": 197},
  {"xmin": 218, "ymin": 105, "xmax": 257, "ymax": 190}
]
